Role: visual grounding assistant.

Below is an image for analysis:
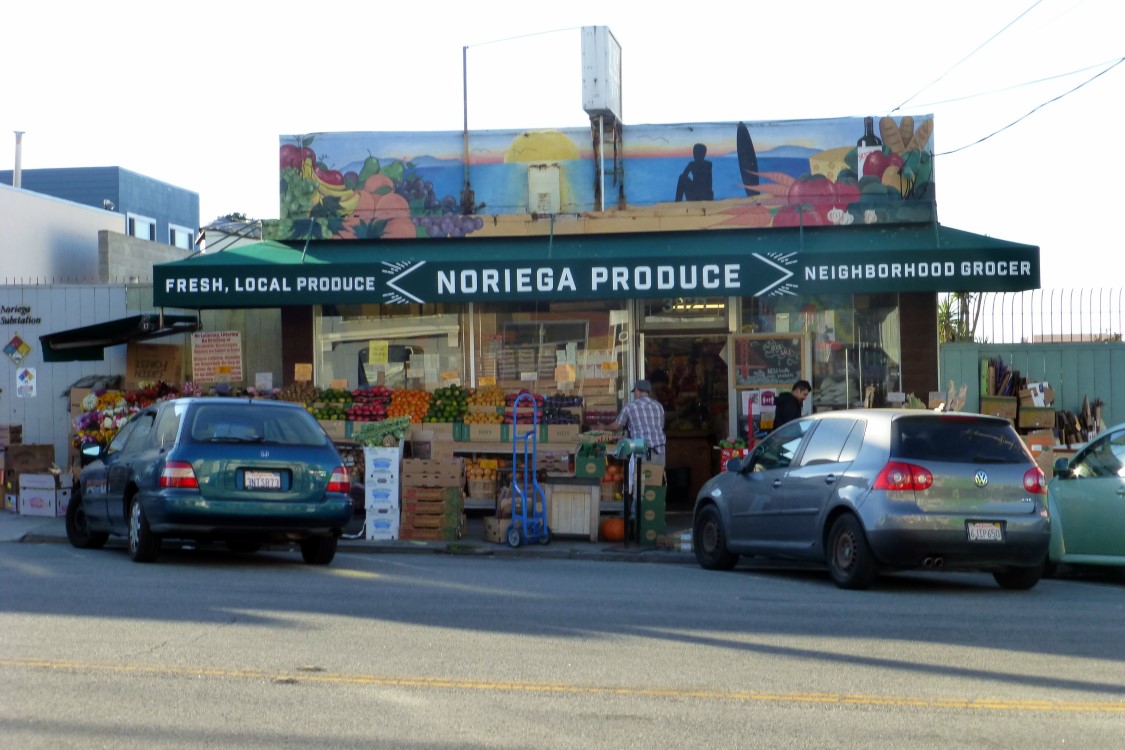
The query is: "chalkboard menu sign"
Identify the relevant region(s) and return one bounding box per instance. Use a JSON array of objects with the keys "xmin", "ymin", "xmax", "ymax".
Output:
[{"xmin": 734, "ymin": 334, "xmax": 805, "ymax": 388}]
